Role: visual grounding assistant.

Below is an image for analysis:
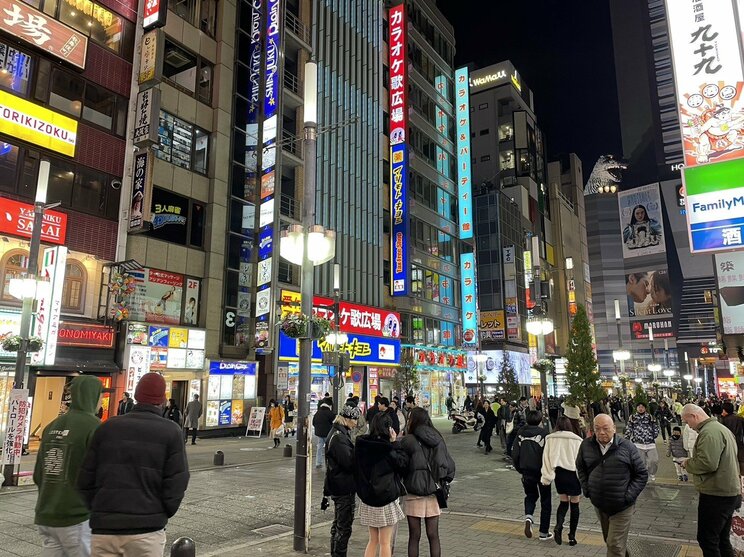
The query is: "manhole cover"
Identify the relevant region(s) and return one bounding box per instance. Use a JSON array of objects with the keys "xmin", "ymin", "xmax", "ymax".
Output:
[
  {"xmin": 627, "ymin": 538, "xmax": 681, "ymax": 557},
  {"xmin": 251, "ymin": 524, "xmax": 293, "ymax": 537}
]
